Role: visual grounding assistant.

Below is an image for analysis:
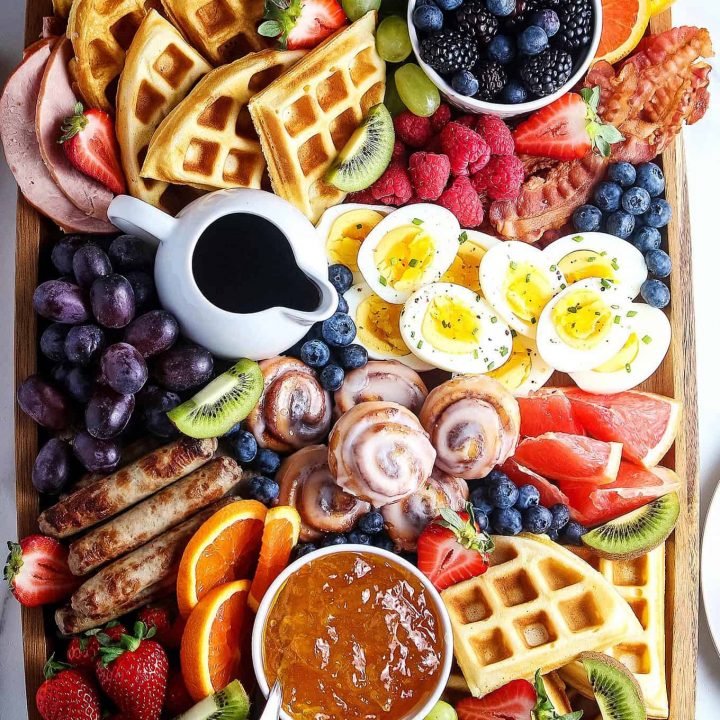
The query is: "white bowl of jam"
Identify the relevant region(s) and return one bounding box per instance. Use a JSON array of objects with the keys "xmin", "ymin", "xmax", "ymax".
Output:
[{"xmin": 252, "ymin": 545, "xmax": 454, "ymax": 720}]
